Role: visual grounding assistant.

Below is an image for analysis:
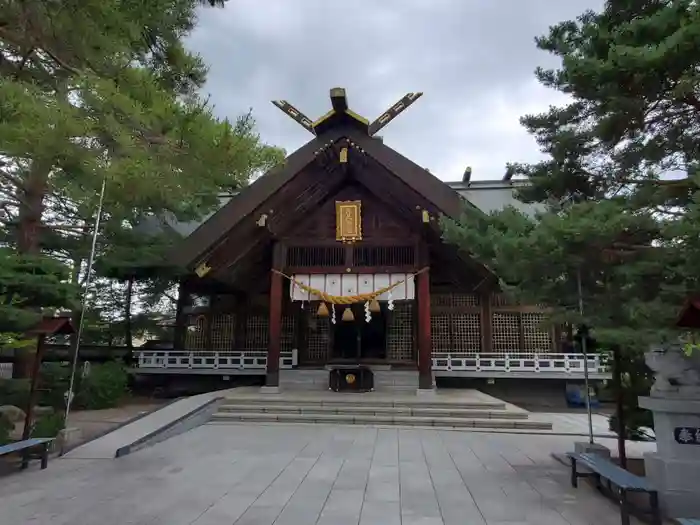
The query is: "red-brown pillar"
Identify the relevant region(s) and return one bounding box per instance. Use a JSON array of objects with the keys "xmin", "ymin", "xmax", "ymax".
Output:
[
  {"xmin": 266, "ymin": 270, "xmax": 283, "ymax": 387},
  {"xmin": 417, "ymin": 269, "xmax": 433, "ymax": 390}
]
